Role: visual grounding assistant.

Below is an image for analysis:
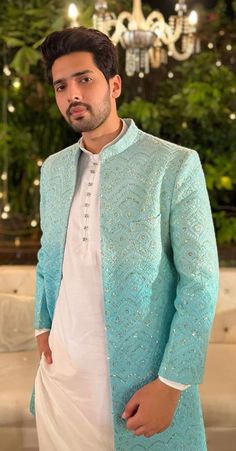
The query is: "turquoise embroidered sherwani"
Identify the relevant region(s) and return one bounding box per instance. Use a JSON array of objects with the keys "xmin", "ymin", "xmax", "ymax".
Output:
[{"xmin": 31, "ymin": 118, "xmax": 219, "ymax": 450}]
